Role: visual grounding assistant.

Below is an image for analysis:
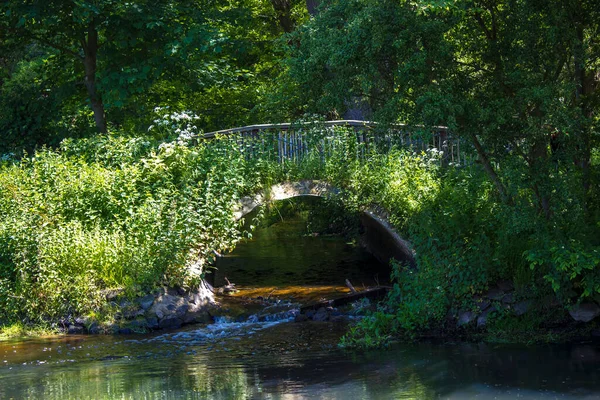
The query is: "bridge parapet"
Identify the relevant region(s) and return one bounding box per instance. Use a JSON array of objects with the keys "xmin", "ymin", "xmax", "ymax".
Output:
[{"xmin": 201, "ymin": 120, "xmax": 470, "ymax": 166}]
